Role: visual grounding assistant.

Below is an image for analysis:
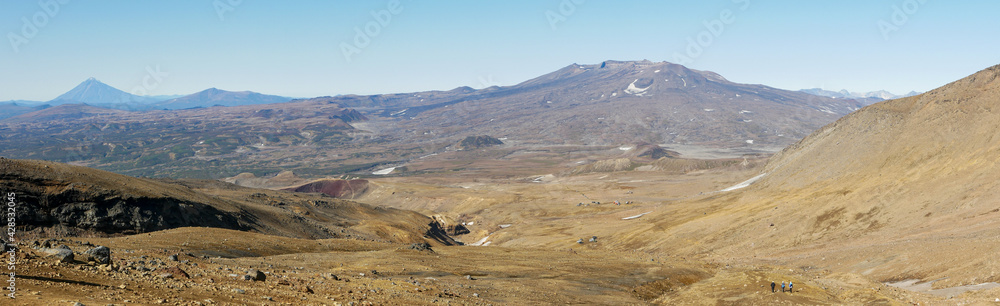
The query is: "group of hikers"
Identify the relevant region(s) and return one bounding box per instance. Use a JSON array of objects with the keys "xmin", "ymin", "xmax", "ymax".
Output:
[
  {"xmin": 577, "ymin": 200, "xmax": 634, "ymax": 206},
  {"xmin": 771, "ymin": 281, "xmax": 793, "ymax": 293}
]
